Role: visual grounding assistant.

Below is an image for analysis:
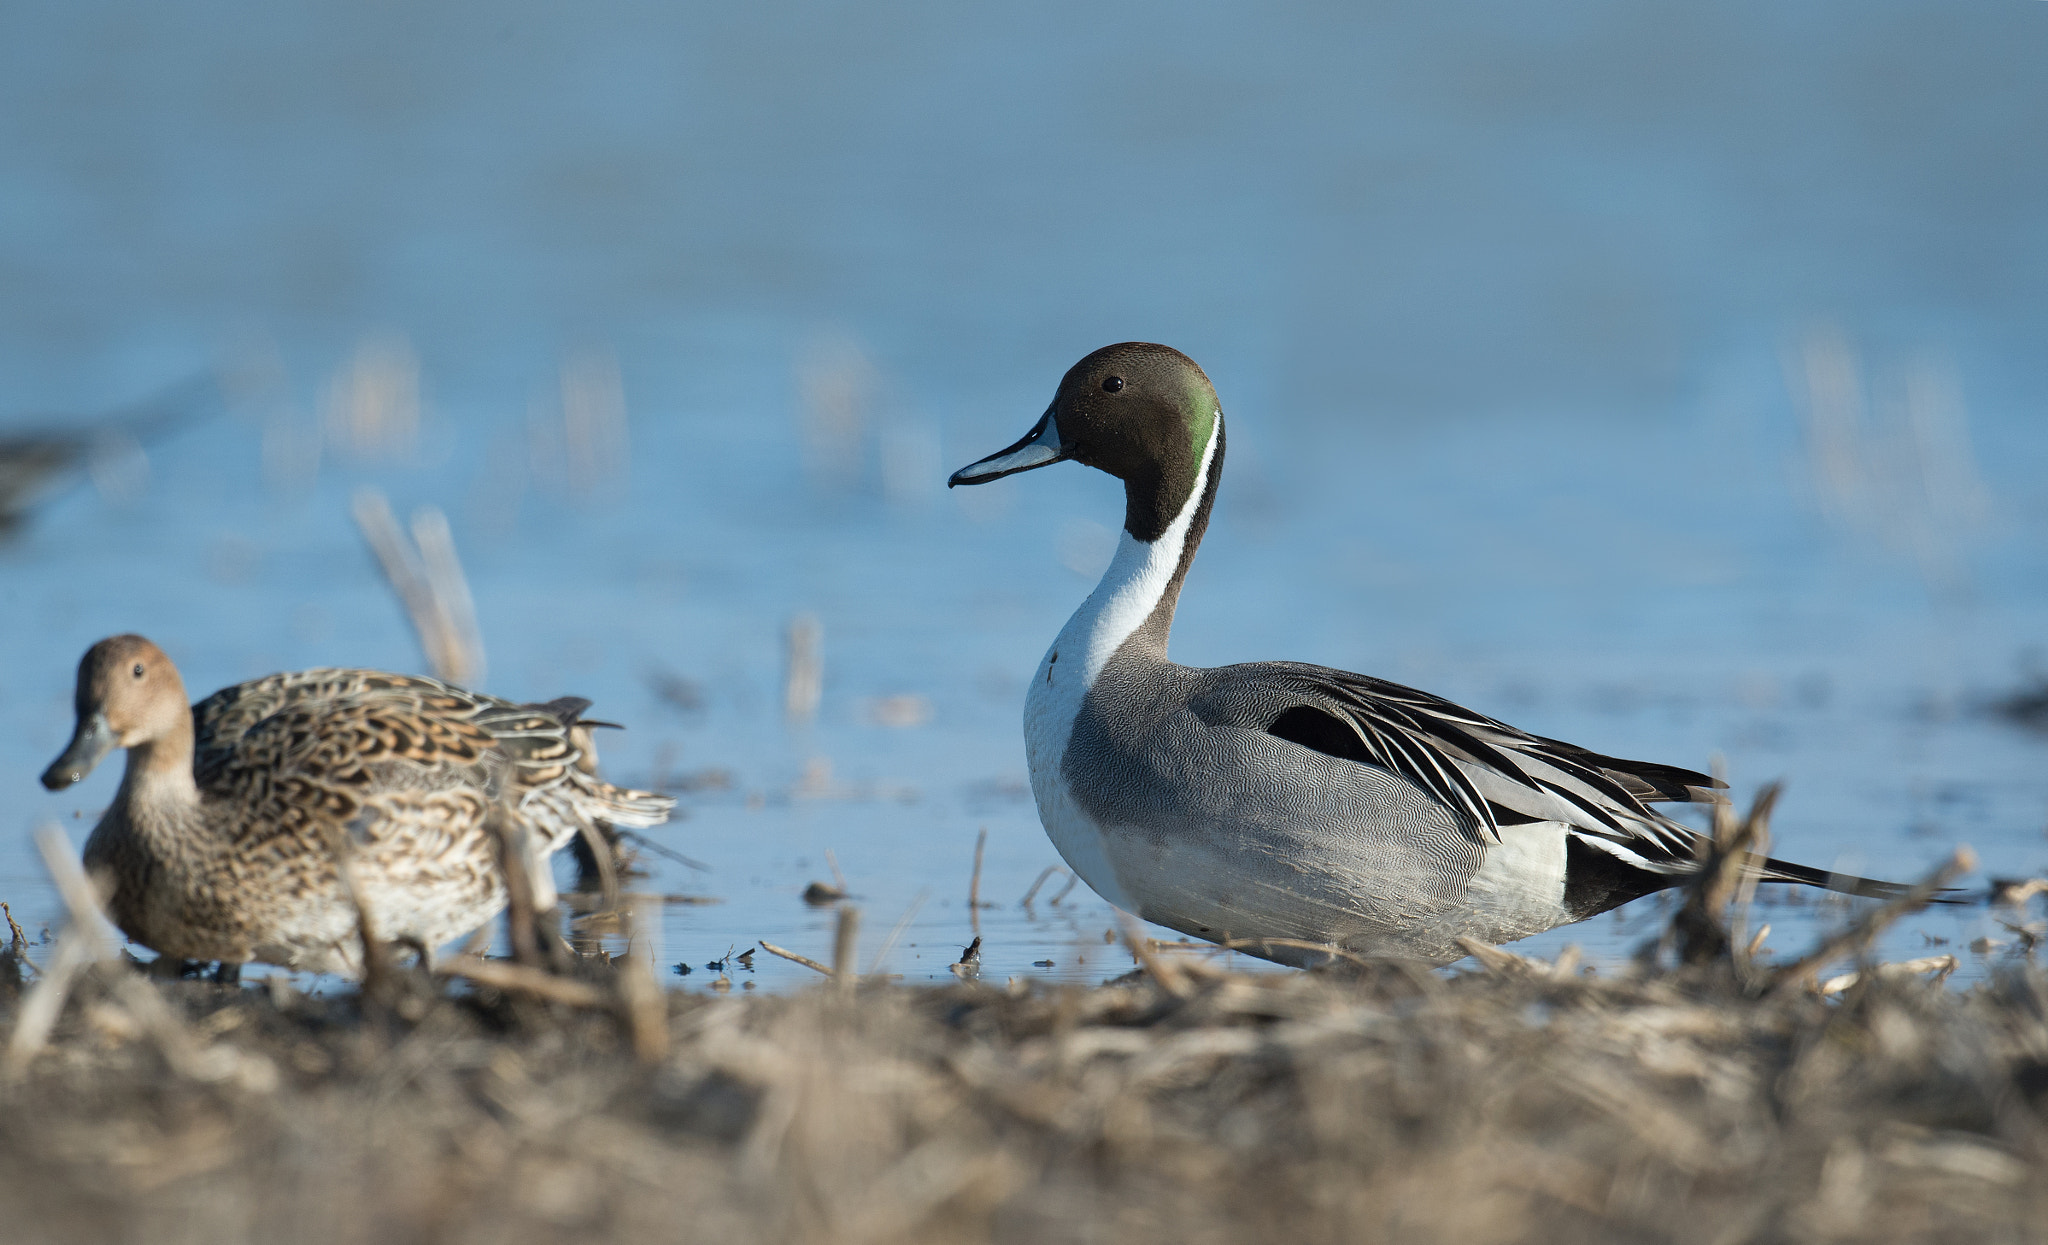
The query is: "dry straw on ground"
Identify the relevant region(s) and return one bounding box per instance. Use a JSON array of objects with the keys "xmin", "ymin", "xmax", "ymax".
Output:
[
  {"xmin": 2, "ymin": 799, "xmax": 2045, "ymax": 1244},
  {"xmin": 2, "ymin": 940, "xmax": 2045, "ymax": 1244}
]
